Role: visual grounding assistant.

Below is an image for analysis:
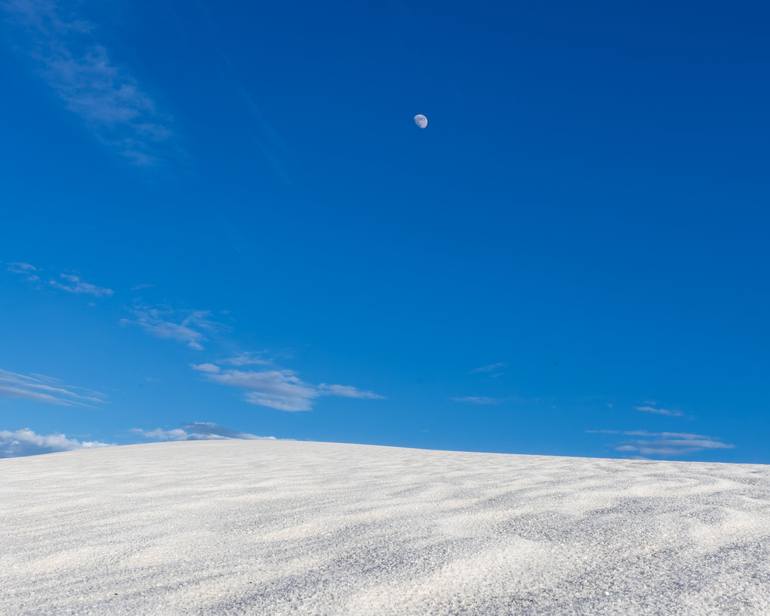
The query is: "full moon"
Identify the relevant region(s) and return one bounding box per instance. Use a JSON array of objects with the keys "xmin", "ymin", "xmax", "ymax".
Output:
[{"xmin": 414, "ymin": 114, "xmax": 428, "ymax": 129}]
